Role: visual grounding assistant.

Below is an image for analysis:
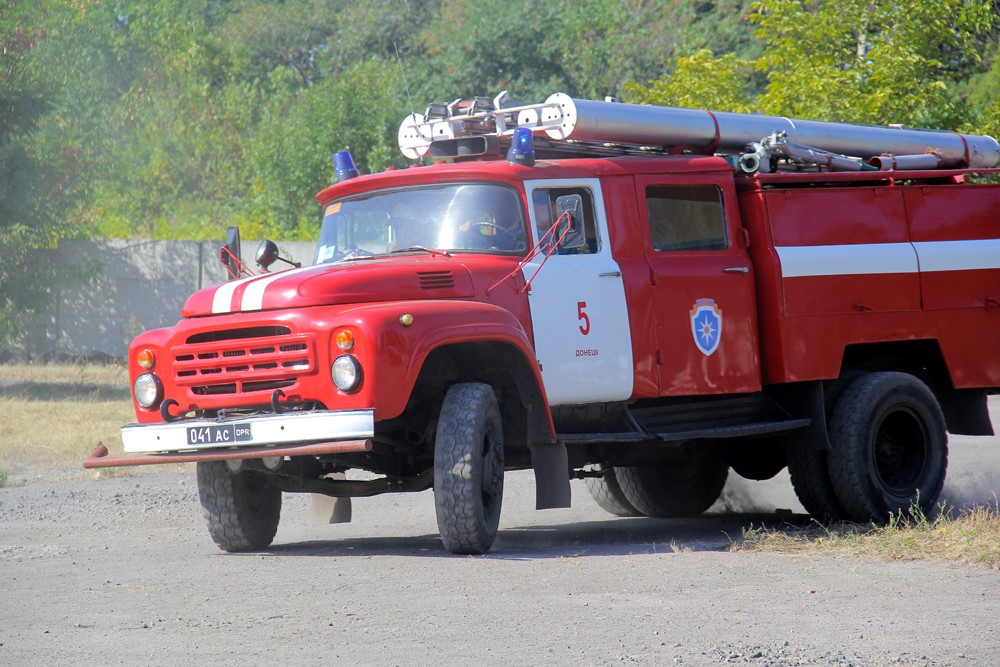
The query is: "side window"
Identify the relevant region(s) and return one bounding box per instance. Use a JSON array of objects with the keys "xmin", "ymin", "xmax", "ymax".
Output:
[
  {"xmin": 647, "ymin": 185, "xmax": 727, "ymax": 252},
  {"xmin": 532, "ymin": 187, "xmax": 600, "ymax": 254}
]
